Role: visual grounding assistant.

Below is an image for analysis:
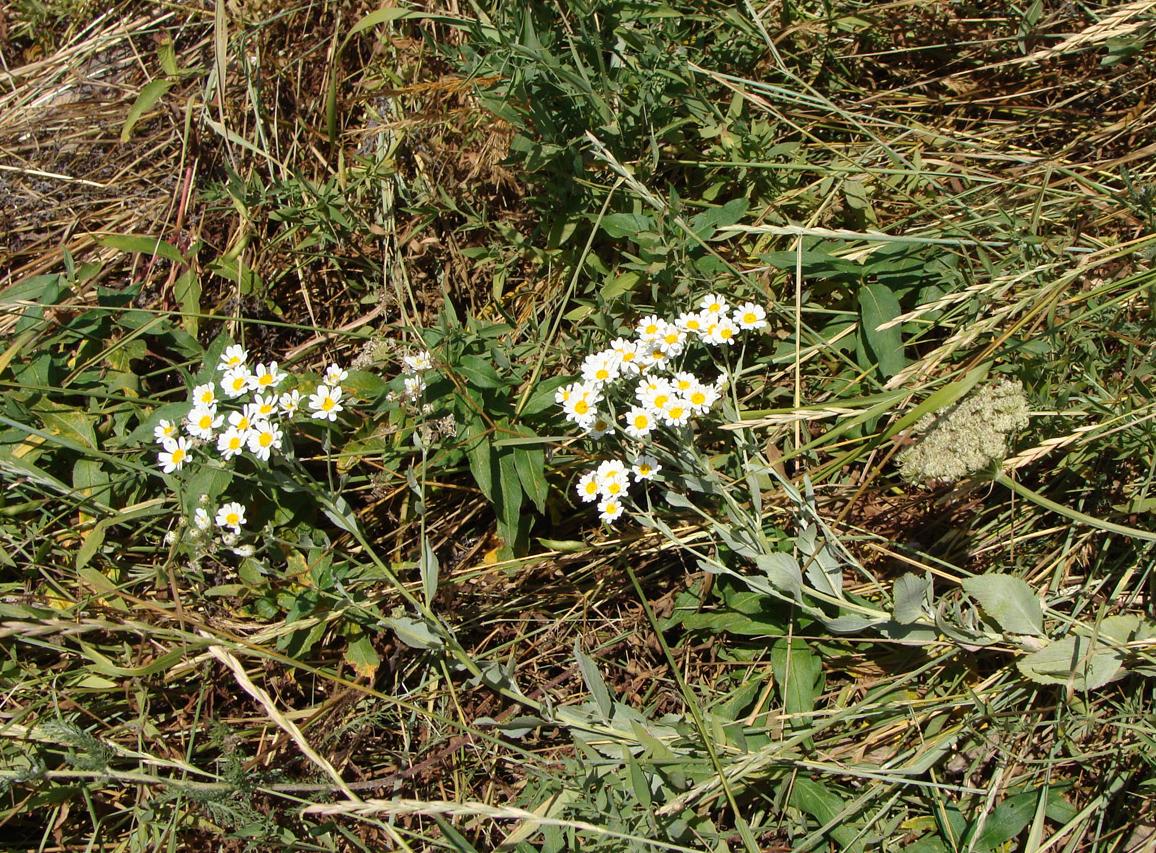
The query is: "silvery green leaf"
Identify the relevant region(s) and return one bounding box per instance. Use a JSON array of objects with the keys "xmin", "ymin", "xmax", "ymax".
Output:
[
  {"xmin": 755, "ymin": 552, "xmax": 802, "ymax": 600},
  {"xmin": 805, "ymin": 543, "xmax": 843, "ymax": 599},
  {"xmin": 574, "ymin": 641, "xmax": 613, "ymax": 723},
  {"xmin": 824, "ymin": 615, "xmax": 886, "ymax": 633},
  {"xmin": 893, "ymin": 573, "xmax": 932, "ymax": 624},
  {"xmin": 961, "ymin": 574, "xmax": 1044, "ymax": 636},
  {"xmin": 383, "ymin": 615, "xmax": 443, "ymax": 650}
]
